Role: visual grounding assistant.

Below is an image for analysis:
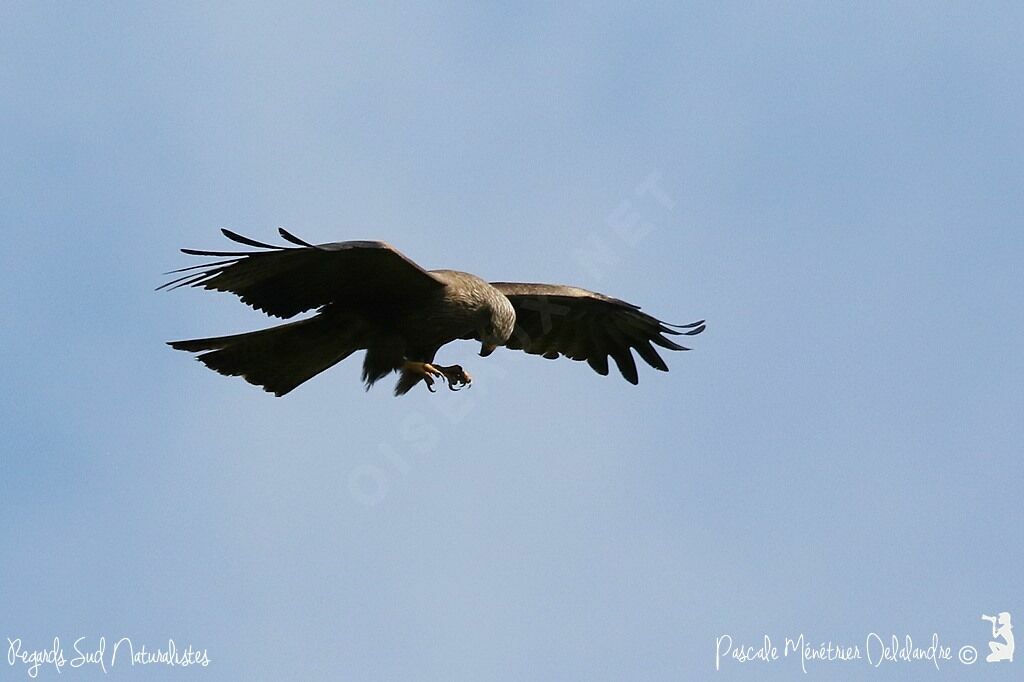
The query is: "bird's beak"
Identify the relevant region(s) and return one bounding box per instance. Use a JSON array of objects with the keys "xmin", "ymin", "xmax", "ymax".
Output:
[{"xmin": 479, "ymin": 342, "xmax": 497, "ymax": 357}]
